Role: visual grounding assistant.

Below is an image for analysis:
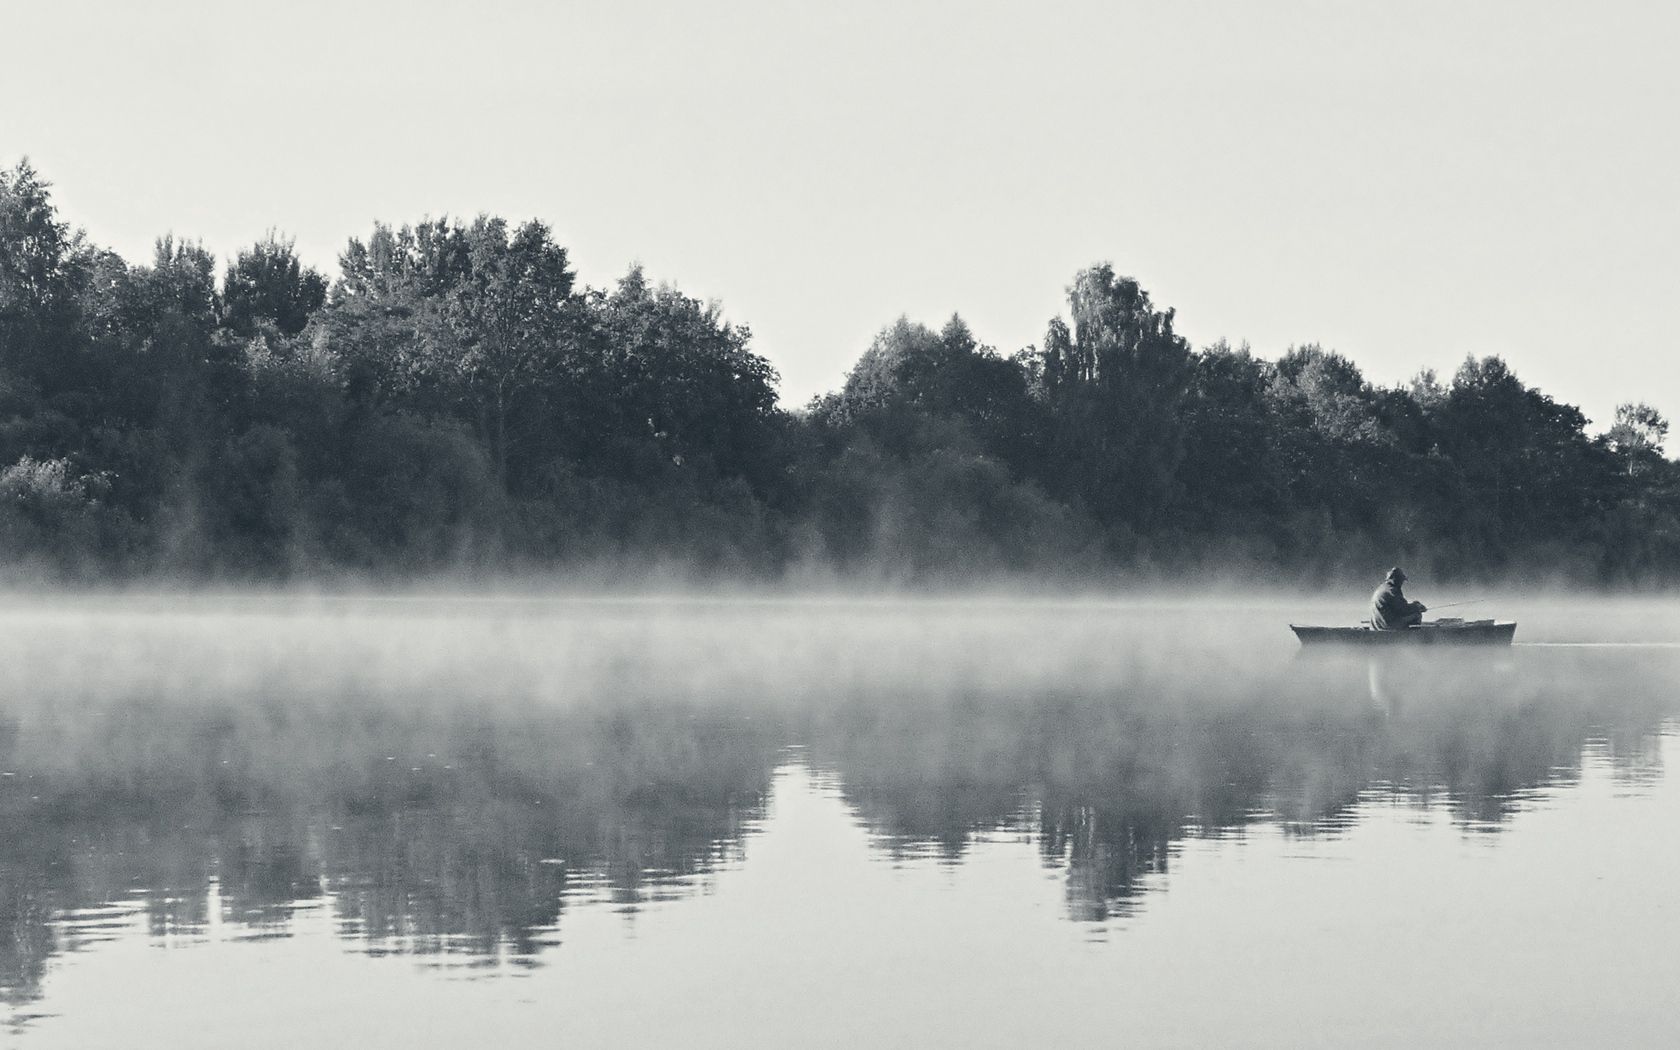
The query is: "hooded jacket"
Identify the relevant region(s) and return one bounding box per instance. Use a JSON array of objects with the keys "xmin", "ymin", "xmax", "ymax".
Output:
[{"xmin": 1370, "ymin": 576, "xmax": 1424, "ymax": 630}]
